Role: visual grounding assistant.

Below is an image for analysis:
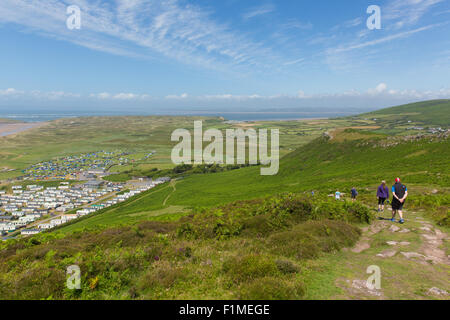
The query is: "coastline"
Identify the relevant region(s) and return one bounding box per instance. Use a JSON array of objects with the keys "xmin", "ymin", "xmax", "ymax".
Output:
[{"xmin": 0, "ymin": 122, "xmax": 47, "ymax": 137}]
